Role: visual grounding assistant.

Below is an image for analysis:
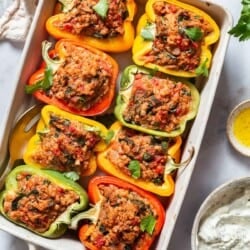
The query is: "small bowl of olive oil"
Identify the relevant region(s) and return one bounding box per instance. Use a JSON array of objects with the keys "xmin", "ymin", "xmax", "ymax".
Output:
[{"xmin": 227, "ymin": 100, "xmax": 250, "ymax": 156}]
